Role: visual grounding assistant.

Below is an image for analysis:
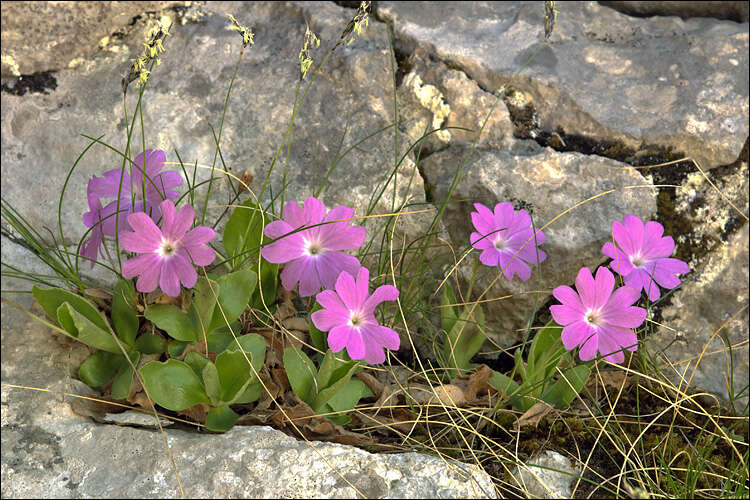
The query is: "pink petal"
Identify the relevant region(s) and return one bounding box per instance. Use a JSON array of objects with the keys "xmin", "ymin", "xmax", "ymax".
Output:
[
  {"xmin": 574, "ymin": 267, "xmax": 597, "ymax": 309},
  {"xmin": 334, "ymin": 270, "xmax": 359, "ymax": 311},
  {"xmin": 605, "ymin": 285, "xmax": 642, "ymax": 310},
  {"xmin": 280, "ymin": 258, "xmax": 306, "ymax": 292},
  {"xmin": 552, "ymin": 285, "xmax": 585, "ymax": 311},
  {"xmin": 642, "ymin": 235, "xmax": 675, "ymax": 260},
  {"xmin": 470, "ymin": 232, "xmax": 495, "ymax": 251},
  {"xmin": 593, "ymin": 267, "xmax": 615, "ymax": 310},
  {"xmin": 312, "ymin": 297, "xmax": 350, "ymax": 332},
  {"xmin": 622, "ymin": 215, "xmax": 645, "ymax": 252},
  {"xmin": 560, "ymin": 321, "xmax": 594, "ymax": 351},
  {"xmin": 601, "ymin": 305, "xmax": 646, "ymax": 329},
  {"xmin": 123, "ymin": 212, "xmax": 163, "ymax": 251},
  {"xmin": 171, "ymin": 253, "xmax": 198, "ymax": 290},
  {"xmin": 261, "ymin": 239, "xmax": 305, "ymax": 264},
  {"xmin": 281, "ymin": 200, "xmax": 306, "ymax": 227},
  {"xmin": 315, "ymin": 253, "xmax": 361, "ymax": 291},
  {"xmin": 578, "ymin": 329, "xmax": 599, "ymax": 361},
  {"xmin": 122, "ymin": 254, "xmax": 161, "ymax": 293},
  {"xmin": 652, "ymin": 258, "xmax": 689, "ymax": 289},
  {"xmin": 493, "ymin": 202, "xmax": 514, "ymax": 226},
  {"xmin": 550, "ymin": 304, "xmax": 582, "ymax": 326},
  {"xmin": 81, "ymin": 232, "xmax": 103, "ymax": 269},
  {"xmin": 159, "ymin": 259, "xmax": 181, "ymax": 297},
  {"xmin": 604, "ymin": 244, "xmax": 634, "ymax": 277},
  {"xmin": 364, "ymin": 324, "xmax": 400, "ymax": 351},
  {"xmin": 624, "ymin": 269, "xmax": 648, "ymax": 294},
  {"xmin": 363, "ymin": 284, "xmax": 399, "ymax": 317},
  {"xmin": 181, "ymin": 244, "xmax": 215, "ymax": 267},
  {"xmin": 164, "ymin": 202, "xmax": 194, "ymax": 241},
  {"xmin": 303, "ymin": 196, "xmax": 327, "ymax": 224},
  {"xmin": 600, "ymin": 325, "xmax": 638, "ymax": 353},
  {"xmin": 471, "ymin": 203, "xmax": 497, "ymax": 235},
  {"xmin": 182, "ymin": 226, "xmax": 216, "ymax": 248},
  {"xmin": 505, "ymin": 256, "xmax": 531, "ymax": 282},
  {"xmin": 362, "ymin": 340, "xmax": 386, "ymax": 365},
  {"xmin": 510, "ymin": 209, "xmax": 531, "ymax": 233},
  {"xmin": 89, "ymin": 169, "xmax": 131, "ymax": 199},
  {"xmin": 643, "ymin": 220, "xmax": 665, "ymax": 242},
  {"xmin": 328, "ymin": 325, "xmax": 354, "ymax": 354},
  {"xmin": 478, "ymin": 247, "xmax": 501, "ymax": 267},
  {"xmin": 344, "ymin": 328, "xmax": 365, "ymax": 360}
]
